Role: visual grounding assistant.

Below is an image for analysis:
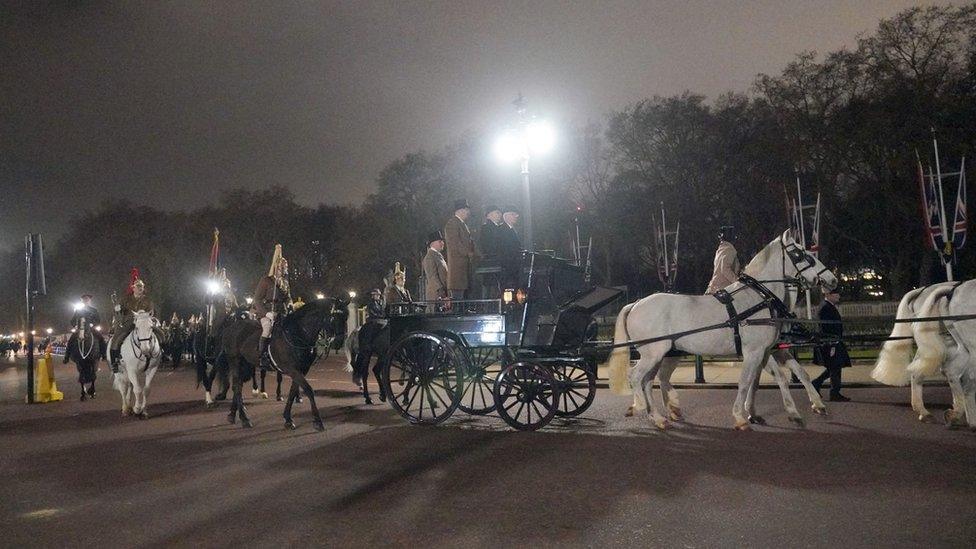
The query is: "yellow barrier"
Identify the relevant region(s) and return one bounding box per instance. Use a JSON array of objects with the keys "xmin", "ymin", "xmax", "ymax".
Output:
[{"xmin": 34, "ymin": 349, "xmax": 64, "ymax": 403}]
